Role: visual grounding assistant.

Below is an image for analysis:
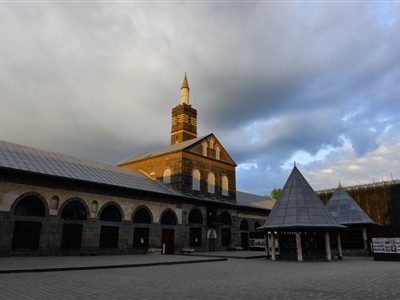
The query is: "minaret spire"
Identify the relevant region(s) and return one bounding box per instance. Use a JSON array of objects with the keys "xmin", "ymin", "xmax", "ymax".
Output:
[
  {"xmin": 180, "ymin": 73, "xmax": 190, "ymax": 105},
  {"xmin": 171, "ymin": 73, "xmax": 197, "ymax": 144}
]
